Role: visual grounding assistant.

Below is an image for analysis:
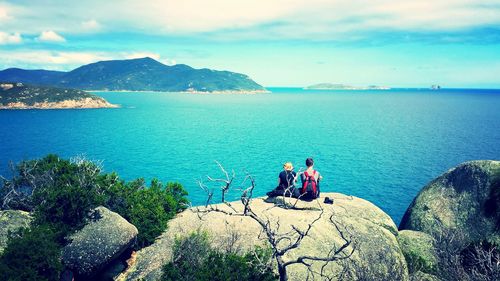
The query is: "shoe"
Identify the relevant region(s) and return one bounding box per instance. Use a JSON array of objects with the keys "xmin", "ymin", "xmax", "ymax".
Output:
[
  {"xmin": 324, "ymin": 197, "xmax": 334, "ymax": 204},
  {"xmin": 266, "ymin": 191, "xmax": 277, "ymax": 197}
]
